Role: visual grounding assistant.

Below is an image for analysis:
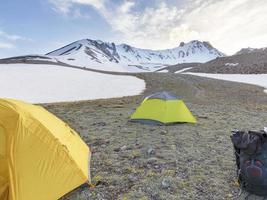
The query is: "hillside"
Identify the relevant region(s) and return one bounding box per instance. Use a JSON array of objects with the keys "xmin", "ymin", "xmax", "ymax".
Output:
[
  {"xmin": 235, "ymin": 47, "xmax": 267, "ymax": 55},
  {"xmin": 188, "ymin": 48, "xmax": 267, "ymax": 74}
]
